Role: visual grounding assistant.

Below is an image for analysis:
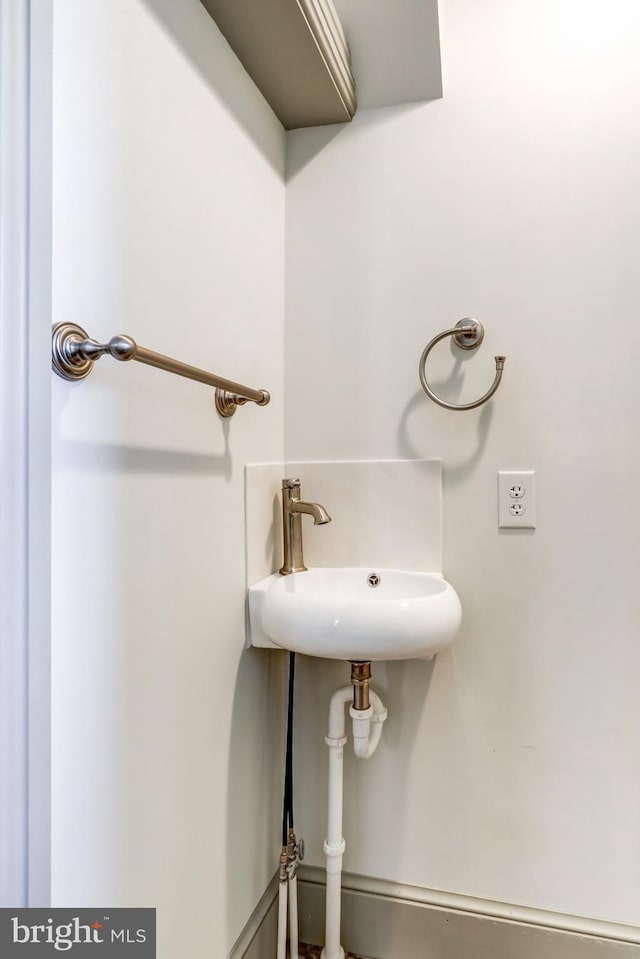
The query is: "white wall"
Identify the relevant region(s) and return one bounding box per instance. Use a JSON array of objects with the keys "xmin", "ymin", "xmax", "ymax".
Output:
[
  {"xmin": 51, "ymin": 1, "xmax": 285, "ymax": 955},
  {"xmin": 286, "ymin": 0, "xmax": 640, "ymax": 926}
]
